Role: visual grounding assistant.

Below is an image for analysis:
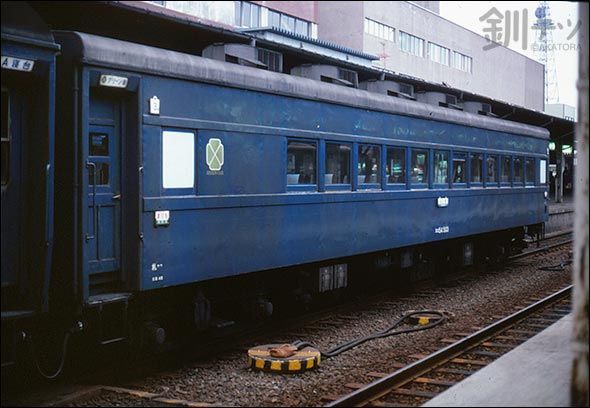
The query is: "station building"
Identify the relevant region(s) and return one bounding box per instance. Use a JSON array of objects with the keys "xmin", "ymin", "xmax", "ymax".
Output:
[{"xmin": 148, "ymin": 1, "xmax": 544, "ymax": 111}]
